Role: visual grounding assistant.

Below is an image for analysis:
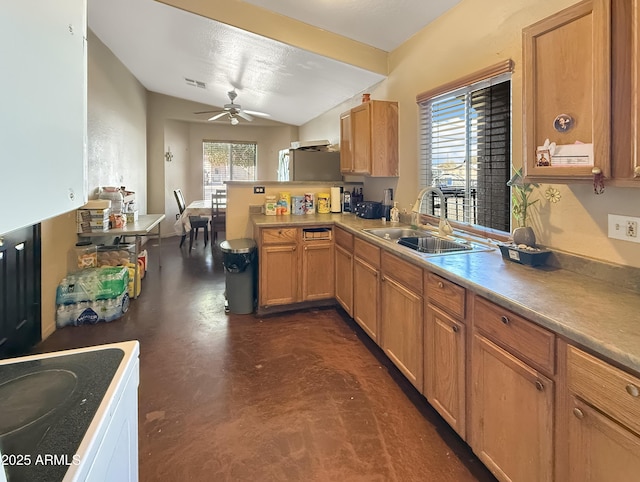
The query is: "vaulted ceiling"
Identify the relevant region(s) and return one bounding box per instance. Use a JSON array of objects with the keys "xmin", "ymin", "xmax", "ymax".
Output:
[{"xmin": 88, "ymin": 0, "xmax": 461, "ymax": 126}]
